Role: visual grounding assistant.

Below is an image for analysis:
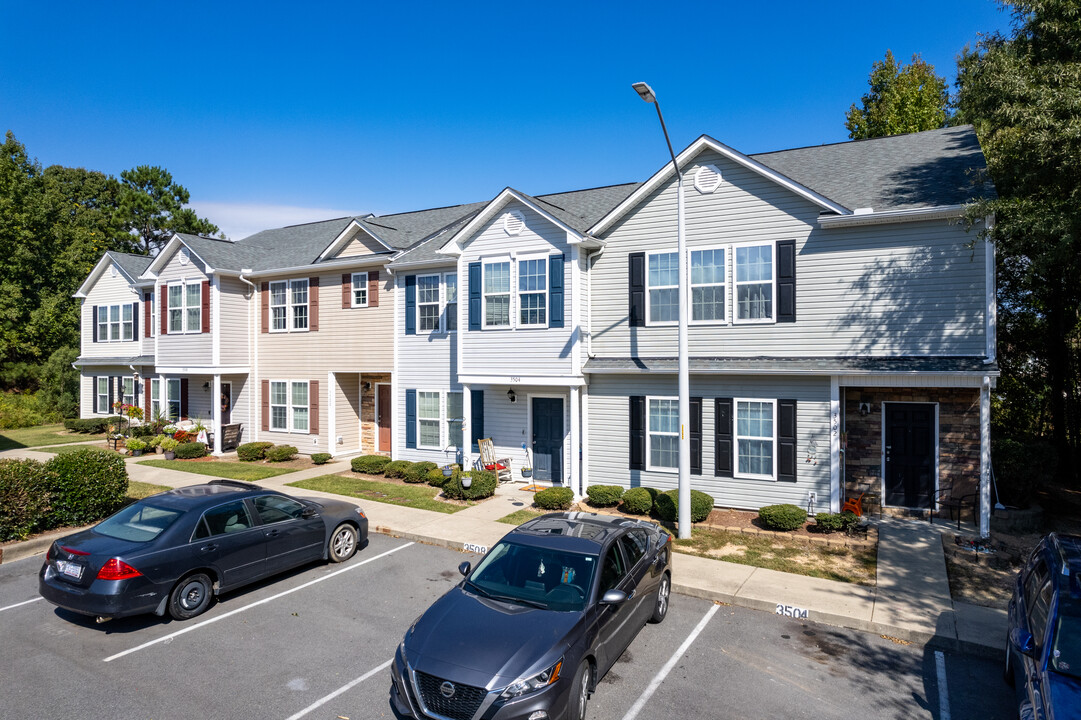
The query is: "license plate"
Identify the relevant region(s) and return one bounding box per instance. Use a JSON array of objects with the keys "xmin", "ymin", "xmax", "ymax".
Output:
[{"xmin": 56, "ymin": 560, "xmax": 84, "ymax": 580}]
